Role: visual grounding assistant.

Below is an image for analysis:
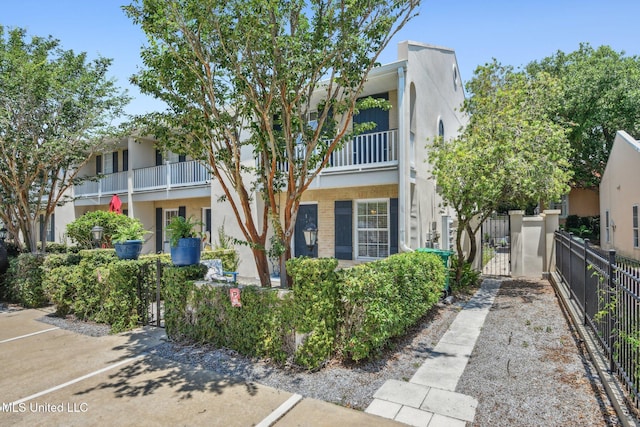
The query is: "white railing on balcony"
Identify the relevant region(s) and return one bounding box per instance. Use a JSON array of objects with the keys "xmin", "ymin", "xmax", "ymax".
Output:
[
  {"xmin": 329, "ymin": 129, "xmax": 398, "ymax": 169},
  {"xmin": 75, "ymin": 160, "xmax": 211, "ymax": 197},
  {"xmin": 256, "ymin": 129, "xmax": 398, "ymax": 173},
  {"xmin": 133, "ymin": 165, "xmax": 166, "ymax": 191},
  {"xmin": 169, "ymin": 160, "xmax": 210, "ymax": 187},
  {"xmin": 102, "ymin": 171, "xmax": 128, "ymax": 194},
  {"xmin": 74, "ymin": 171, "xmax": 127, "ymax": 197},
  {"xmin": 134, "ymin": 160, "xmax": 210, "ymax": 192}
]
